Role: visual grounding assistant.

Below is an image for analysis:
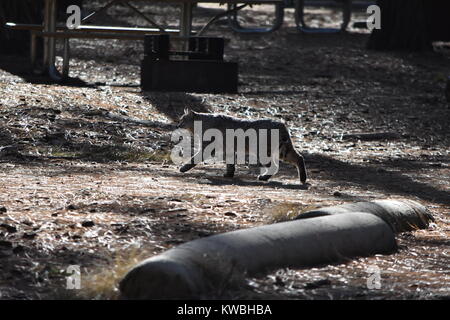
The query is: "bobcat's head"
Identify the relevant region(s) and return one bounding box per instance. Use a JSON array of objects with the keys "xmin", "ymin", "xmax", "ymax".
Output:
[{"xmin": 177, "ymin": 109, "xmax": 197, "ymax": 131}]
